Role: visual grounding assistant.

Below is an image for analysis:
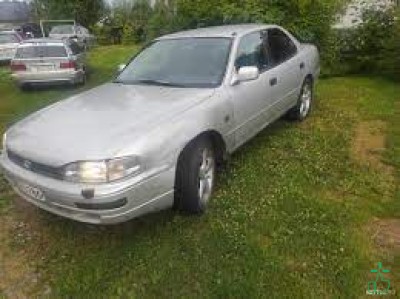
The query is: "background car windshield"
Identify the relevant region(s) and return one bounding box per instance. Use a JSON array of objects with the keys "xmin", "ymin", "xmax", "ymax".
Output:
[
  {"xmin": 50, "ymin": 25, "xmax": 74, "ymax": 34},
  {"xmin": 15, "ymin": 45, "xmax": 67, "ymax": 58},
  {"xmin": 0, "ymin": 34, "xmax": 19, "ymax": 44},
  {"xmin": 117, "ymin": 38, "xmax": 232, "ymax": 87}
]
